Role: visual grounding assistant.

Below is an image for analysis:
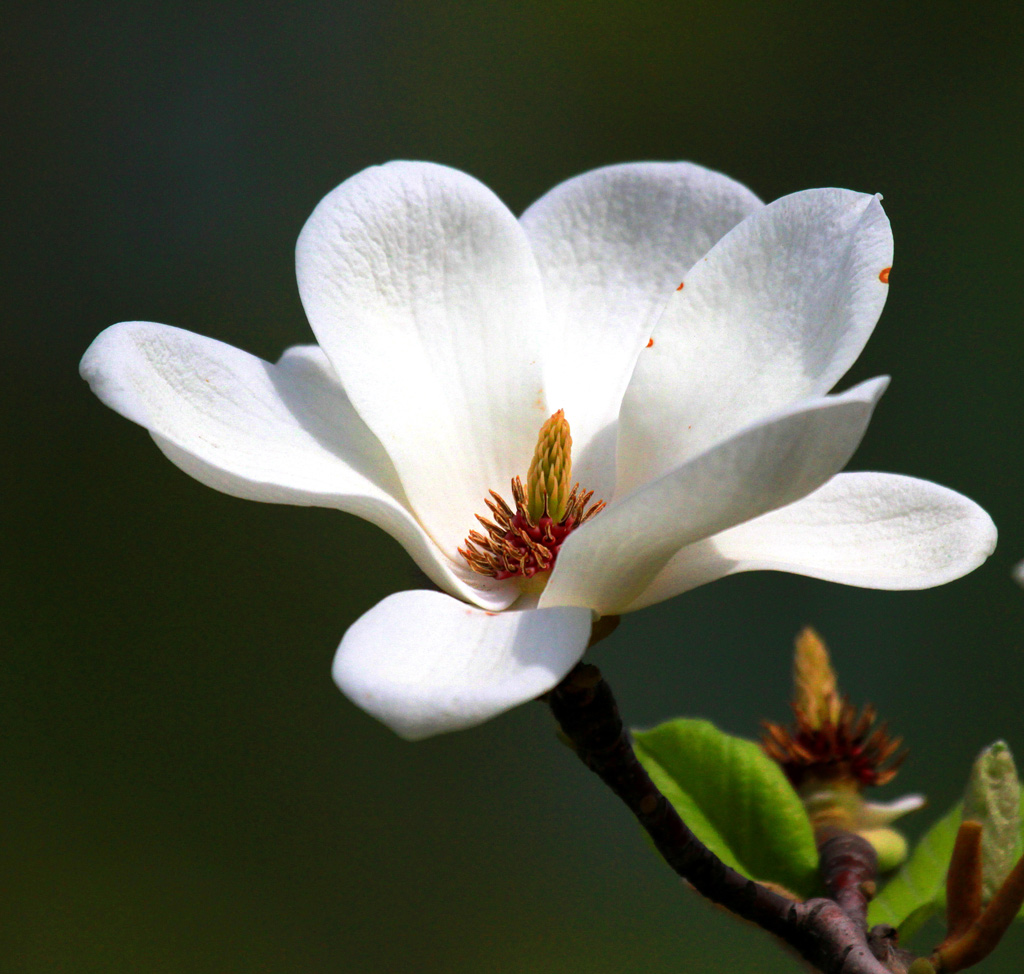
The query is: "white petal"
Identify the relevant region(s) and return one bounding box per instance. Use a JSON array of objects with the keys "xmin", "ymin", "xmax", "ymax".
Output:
[
  {"xmin": 297, "ymin": 161, "xmax": 549, "ymax": 559},
  {"xmin": 541, "ymin": 378, "xmax": 888, "ymax": 615},
  {"xmin": 520, "ymin": 162, "xmax": 762, "ymax": 497},
  {"xmin": 626, "ymin": 472, "xmax": 997, "ymax": 610},
  {"xmin": 333, "ymin": 591, "xmax": 593, "ymax": 740},
  {"xmin": 860, "ymin": 795, "xmax": 927, "ymax": 828},
  {"xmin": 618, "ymin": 188, "xmax": 893, "ymax": 492},
  {"xmin": 80, "ymin": 323, "xmax": 515, "ymax": 610}
]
